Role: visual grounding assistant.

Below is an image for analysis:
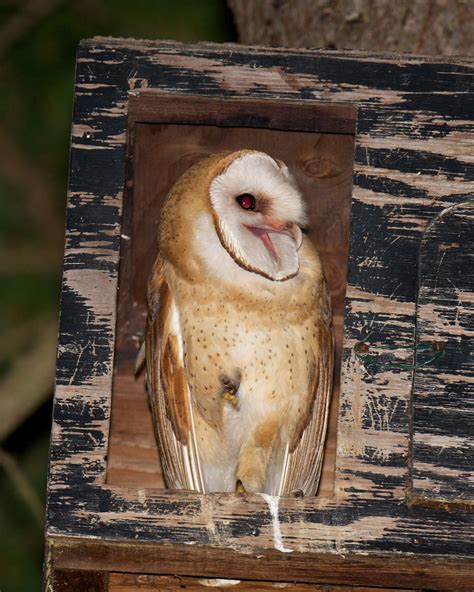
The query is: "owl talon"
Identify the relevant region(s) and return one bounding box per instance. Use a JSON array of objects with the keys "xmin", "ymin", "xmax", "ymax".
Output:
[{"xmin": 223, "ymin": 391, "xmax": 238, "ymax": 409}]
